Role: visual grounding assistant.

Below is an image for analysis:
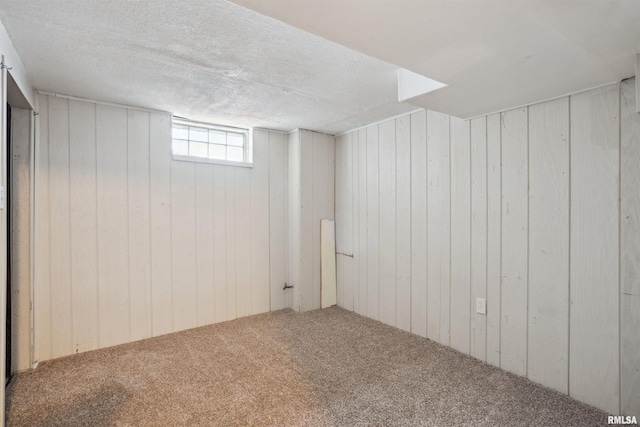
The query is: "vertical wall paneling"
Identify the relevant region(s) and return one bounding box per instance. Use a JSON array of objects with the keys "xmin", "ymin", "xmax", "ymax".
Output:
[
  {"xmin": 357, "ymin": 129, "xmax": 368, "ymax": 317},
  {"xmin": 427, "ymin": 110, "xmax": 450, "ymax": 345},
  {"xmin": 235, "ymin": 167, "xmax": 252, "ymax": 318},
  {"xmin": 500, "ymin": 107, "xmax": 528, "ymax": 376},
  {"xmin": 127, "ymin": 109, "xmax": 152, "ymax": 341},
  {"xmin": 171, "ymin": 160, "xmax": 197, "ymax": 331},
  {"xmin": 335, "ymin": 135, "xmax": 345, "ymax": 307},
  {"xmin": 395, "ymin": 115, "xmax": 411, "ymax": 332},
  {"xmin": 366, "ymin": 125, "xmax": 379, "ymax": 320},
  {"xmin": 470, "ymin": 117, "xmax": 487, "ymax": 361},
  {"xmin": 378, "ymin": 119, "xmax": 396, "ymax": 326},
  {"xmin": 621, "ymin": 78, "xmax": 640, "ymax": 417},
  {"xmin": 35, "ymin": 94, "xmax": 51, "ymax": 361},
  {"xmin": 342, "ymin": 132, "xmax": 354, "ymax": 311},
  {"xmin": 225, "ymin": 166, "xmax": 237, "ymax": 320},
  {"xmin": 69, "ymin": 100, "xmax": 98, "ymax": 353},
  {"xmin": 48, "ymin": 97, "xmax": 72, "ymax": 358},
  {"xmin": 450, "ymin": 116, "xmax": 471, "ymax": 354},
  {"xmin": 149, "ymin": 113, "xmax": 173, "ymax": 336},
  {"xmin": 410, "ymin": 110, "xmax": 427, "ymax": 337},
  {"xmin": 528, "ymin": 97, "xmax": 569, "ymax": 394},
  {"xmin": 269, "ymin": 132, "xmax": 288, "ymax": 311},
  {"xmin": 10, "ymin": 108, "xmax": 31, "ymax": 371},
  {"xmin": 486, "ymin": 113, "xmax": 502, "ymax": 367},
  {"xmin": 36, "ymin": 94, "xmax": 290, "ymax": 362},
  {"xmin": 320, "ymin": 219, "xmax": 337, "ymax": 308},
  {"xmin": 96, "ymin": 104, "xmax": 130, "ymax": 348},
  {"xmin": 195, "ymin": 162, "xmax": 215, "ymax": 326},
  {"xmin": 213, "ymin": 165, "xmax": 228, "ymax": 322},
  {"xmin": 313, "ymin": 132, "xmax": 335, "ymax": 311},
  {"xmin": 250, "ymin": 131, "xmax": 270, "ymax": 314},
  {"xmin": 299, "ymin": 131, "xmax": 313, "ymax": 311},
  {"xmin": 570, "ymin": 85, "xmax": 620, "ymax": 413},
  {"xmin": 288, "ymin": 131, "xmax": 301, "ymax": 311},
  {"xmin": 351, "ymin": 131, "xmax": 361, "ymax": 314}
]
